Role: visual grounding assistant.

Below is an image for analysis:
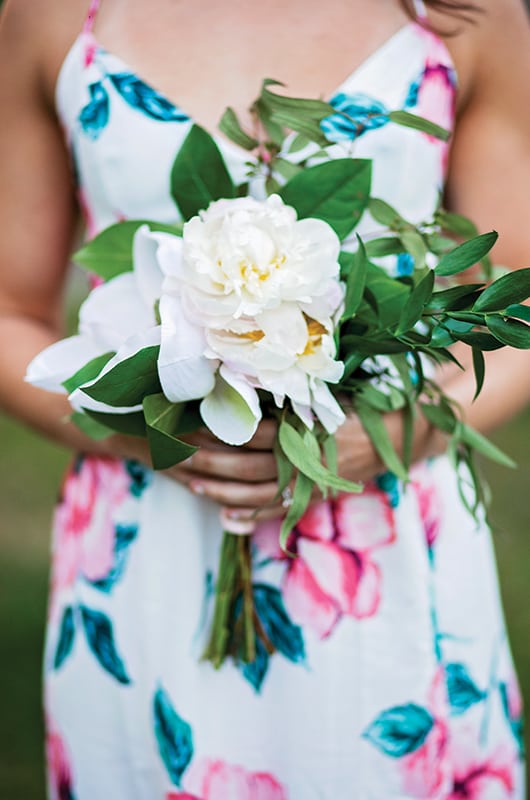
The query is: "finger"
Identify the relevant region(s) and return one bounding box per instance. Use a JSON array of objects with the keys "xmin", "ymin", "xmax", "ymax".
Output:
[
  {"xmin": 188, "ymin": 478, "xmax": 279, "ymax": 508},
  {"xmin": 244, "ymin": 419, "xmax": 277, "ymax": 450},
  {"xmin": 222, "ymin": 503, "xmax": 286, "ymax": 524},
  {"xmin": 181, "ymin": 448, "xmax": 277, "ymax": 482}
]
